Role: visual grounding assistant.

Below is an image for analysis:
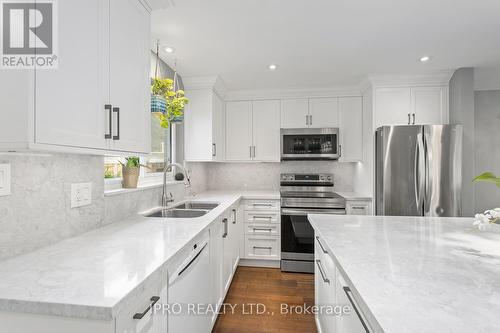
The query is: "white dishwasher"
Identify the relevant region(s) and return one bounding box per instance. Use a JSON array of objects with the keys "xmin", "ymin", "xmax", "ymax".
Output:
[{"xmin": 168, "ymin": 231, "xmax": 211, "ymax": 333}]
